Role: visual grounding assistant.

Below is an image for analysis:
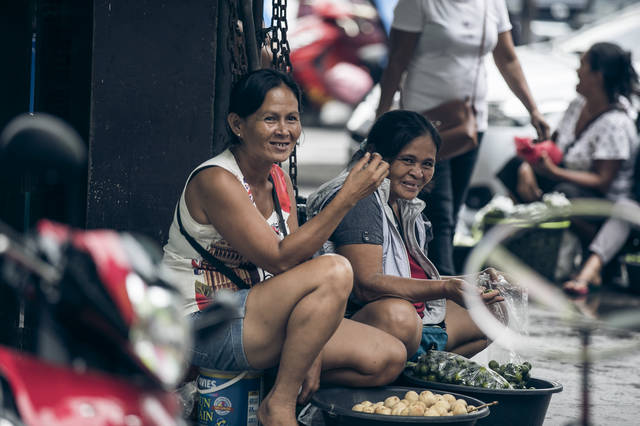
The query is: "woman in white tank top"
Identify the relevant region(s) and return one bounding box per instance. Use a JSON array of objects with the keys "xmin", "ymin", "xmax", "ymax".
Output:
[{"xmin": 162, "ymin": 69, "xmax": 409, "ymax": 426}]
